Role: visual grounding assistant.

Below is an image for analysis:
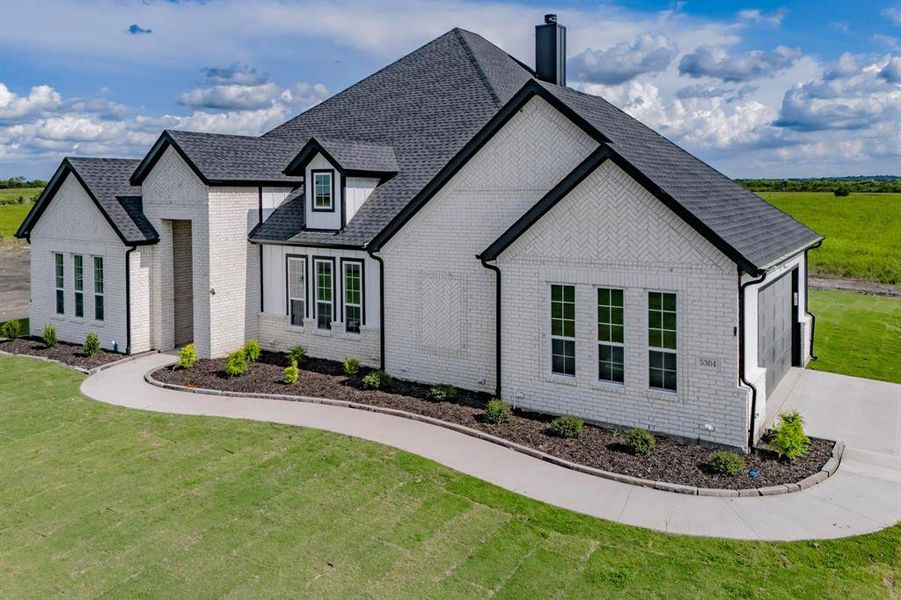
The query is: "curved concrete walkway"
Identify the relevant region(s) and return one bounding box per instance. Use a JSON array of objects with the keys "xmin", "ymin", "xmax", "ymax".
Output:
[{"xmin": 81, "ymin": 353, "xmax": 901, "ymax": 541}]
